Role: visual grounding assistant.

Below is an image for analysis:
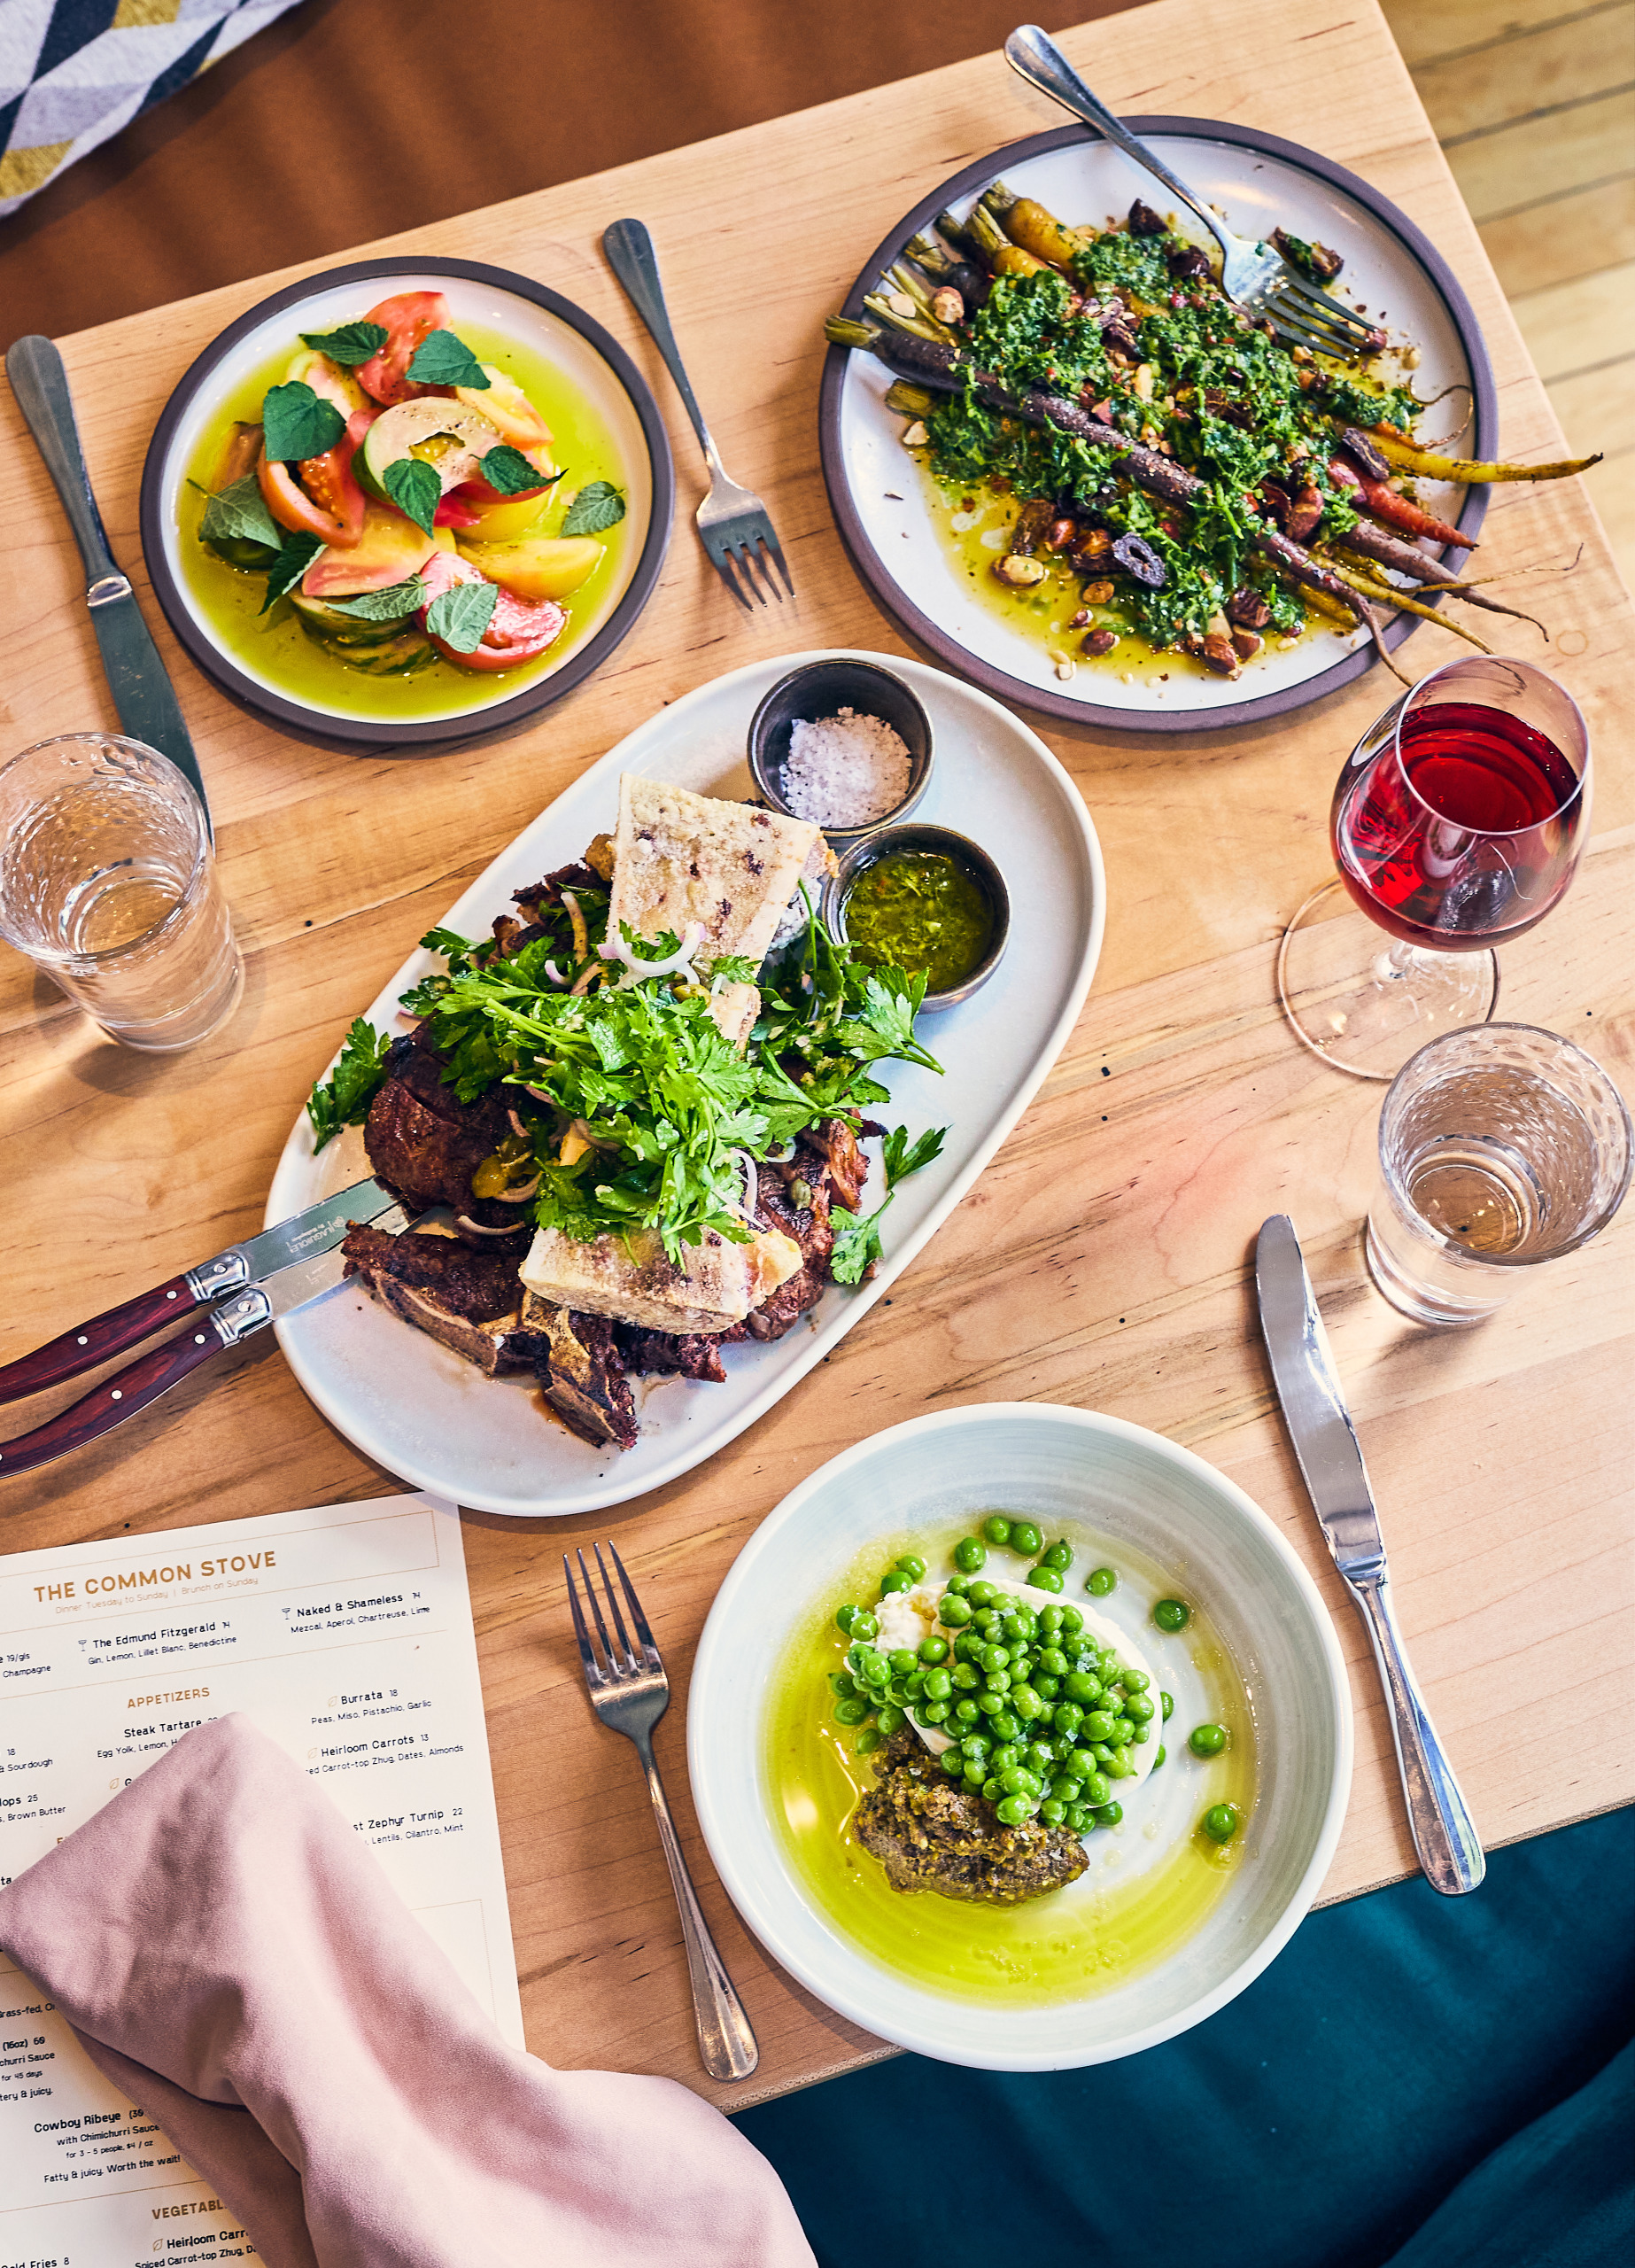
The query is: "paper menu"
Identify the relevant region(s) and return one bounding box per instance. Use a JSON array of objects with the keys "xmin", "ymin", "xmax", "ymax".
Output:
[{"xmin": 0, "ymin": 1493, "xmax": 522, "ymax": 2264}]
